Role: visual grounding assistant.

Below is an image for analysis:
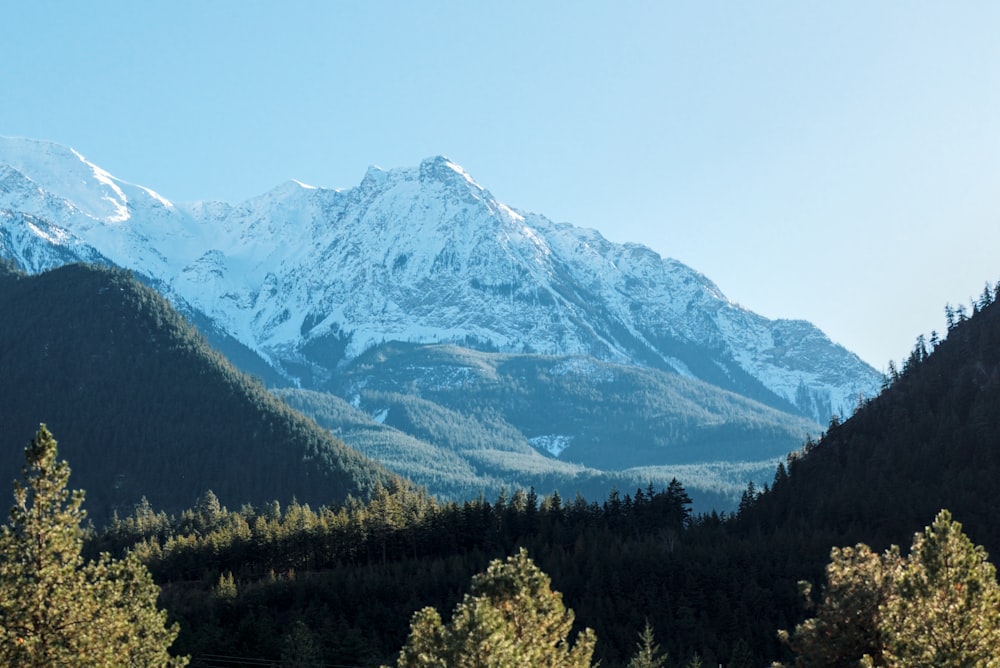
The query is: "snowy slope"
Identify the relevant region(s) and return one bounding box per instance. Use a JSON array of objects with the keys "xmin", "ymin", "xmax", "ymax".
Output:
[{"xmin": 0, "ymin": 138, "xmax": 881, "ymax": 422}]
